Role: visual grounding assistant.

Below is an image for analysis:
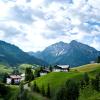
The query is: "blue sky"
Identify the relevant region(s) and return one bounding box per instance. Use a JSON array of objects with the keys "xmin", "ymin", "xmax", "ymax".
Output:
[{"xmin": 0, "ymin": 0, "xmax": 100, "ymax": 52}]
